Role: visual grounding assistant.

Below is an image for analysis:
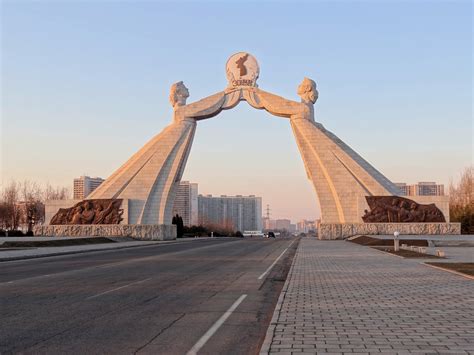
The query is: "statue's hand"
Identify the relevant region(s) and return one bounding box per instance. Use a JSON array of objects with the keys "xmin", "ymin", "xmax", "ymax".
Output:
[{"xmin": 224, "ymin": 86, "xmax": 241, "ymax": 94}]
